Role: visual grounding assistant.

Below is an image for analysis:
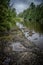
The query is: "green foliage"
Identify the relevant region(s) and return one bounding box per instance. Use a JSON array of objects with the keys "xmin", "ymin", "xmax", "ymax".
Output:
[
  {"xmin": 19, "ymin": 2, "xmax": 43, "ymax": 33},
  {"xmin": 0, "ymin": 0, "xmax": 16, "ymax": 32},
  {"xmin": 30, "ymin": 2, "xmax": 35, "ymax": 9},
  {"xmin": 19, "ymin": 2, "xmax": 43, "ymax": 24}
]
